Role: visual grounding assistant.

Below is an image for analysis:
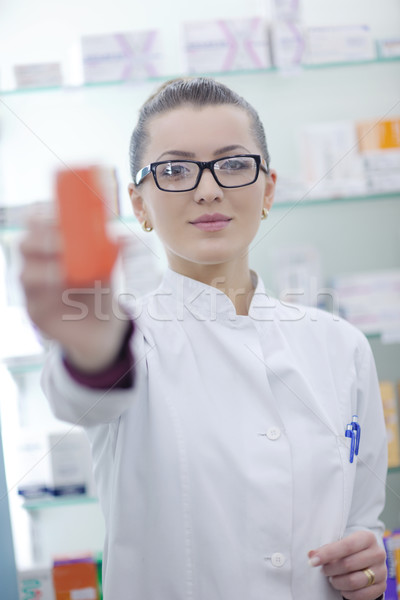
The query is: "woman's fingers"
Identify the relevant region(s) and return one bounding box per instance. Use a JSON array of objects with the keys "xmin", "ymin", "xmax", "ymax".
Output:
[
  {"xmin": 20, "ymin": 257, "xmax": 63, "ymax": 288},
  {"xmin": 328, "ymin": 561, "xmax": 386, "ymax": 594},
  {"xmin": 20, "ymin": 215, "xmax": 63, "ymax": 258},
  {"xmin": 321, "ymin": 546, "xmax": 386, "ymax": 577},
  {"xmin": 18, "ymin": 210, "xmax": 128, "ymax": 371},
  {"xmin": 309, "ymin": 531, "xmax": 387, "ymax": 600}
]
